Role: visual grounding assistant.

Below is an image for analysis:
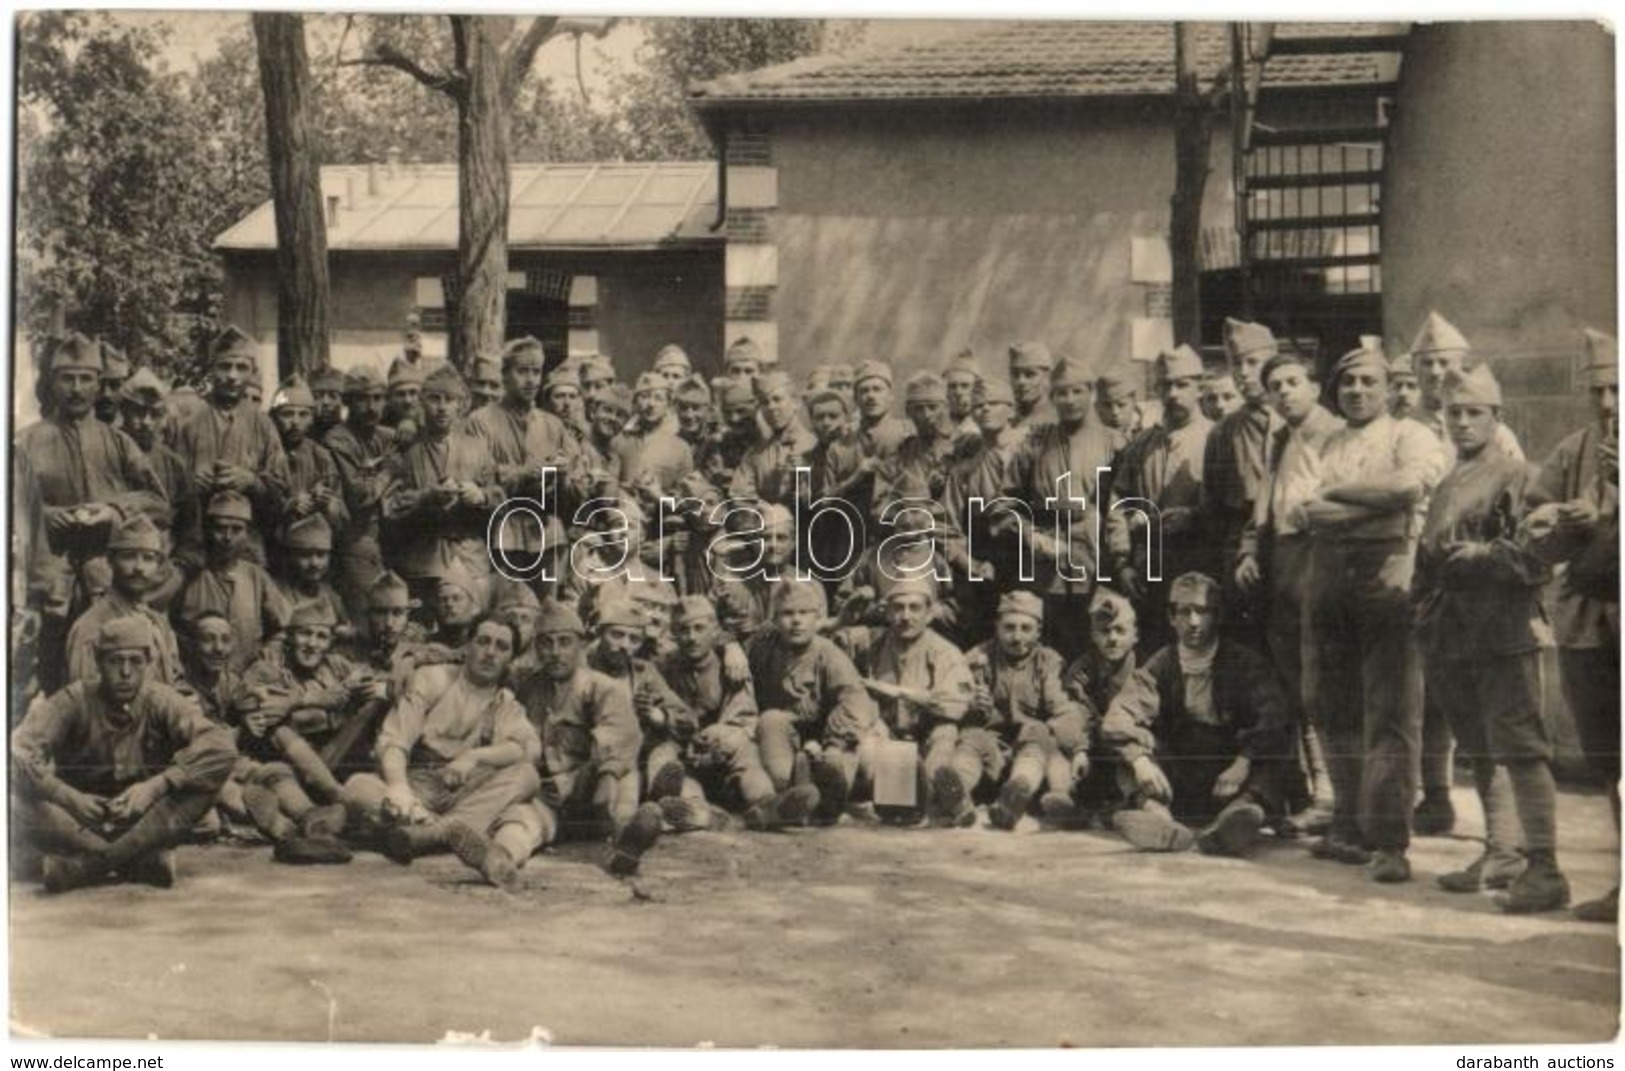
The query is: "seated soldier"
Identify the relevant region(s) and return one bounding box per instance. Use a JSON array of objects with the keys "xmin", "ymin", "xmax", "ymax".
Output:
[
  {"xmin": 511, "ymin": 601, "xmax": 666, "ymax": 877},
  {"xmin": 747, "ymin": 580, "xmax": 882, "ymax": 825},
  {"xmin": 274, "ymin": 514, "xmax": 353, "ymax": 654},
  {"xmin": 1101, "ymin": 574, "xmax": 1294, "ymax": 857},
  {"xmin": 181, "ymin": 609, "xmax": 350, "ymax": 864},
  {"xmin": 1058, "ymin": 589, "xmax": 1143, "ymax": 825},
  {"xmin": 236, "ymin": 600, "xmax": 389, "ymax": 803},
  {"xmin": 13, "ymin": 617, "xmax": 237, "ymax": 892},
  {"xmin": 860, "ymin": 578, "xmax": 976, "ymax": 826},
  {"xmin": 585, "ymin": 595, "xmax": 698, "ymax": 804},
  {"xmin": 658, "ymin": 596, "xmax": 820, "ymax": 832},
  {"xmin": 341, "ymin": 617, "xmax": 545, "ymax": 890},
  {"xmin": 959, "ymin": 591, "xmax": 1091, "ymax": 831},
  {"xmin": 712, "ymin": 502, "xmax": 798, "ymax": 644},
  {"xmin": 66, "ymin": 514, "xmax": 184, "ymax": 686}
]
